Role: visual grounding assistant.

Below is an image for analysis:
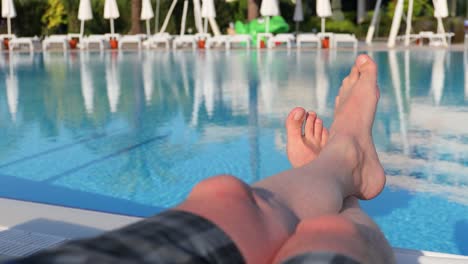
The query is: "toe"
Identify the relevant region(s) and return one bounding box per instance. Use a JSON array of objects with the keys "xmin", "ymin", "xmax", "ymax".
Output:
[
  {"xmin": 321, "ymin": 128, "xmax": 329, "ymax": 148},
  {"xmin": 286, "ymin": 107, "xmax": 306, "ymax": 139},
  {"xmin": 335, "ymin": 96, "xmax": 340, "ymax": 111},
  {"xmin": 355, "ymin": 54, "xmax": 378, "ymax": 84},
  {"xmin": 314, "ymin": 118, "xmax": 323, "ymax": 142},
  {"xmin": 348, "ymin": 66, "xmax": 359, "ymax": 84},
  {"xmin": 304, "ymin": 111, "xmax": 317, "ymax": 142}
]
